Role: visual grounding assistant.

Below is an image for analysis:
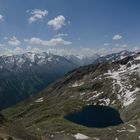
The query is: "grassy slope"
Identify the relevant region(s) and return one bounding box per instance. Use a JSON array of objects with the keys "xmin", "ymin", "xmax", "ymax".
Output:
[{"xmin": 2, "ymin": 61, "xmax": 140, "ymax": 140}]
